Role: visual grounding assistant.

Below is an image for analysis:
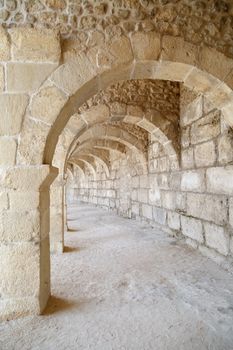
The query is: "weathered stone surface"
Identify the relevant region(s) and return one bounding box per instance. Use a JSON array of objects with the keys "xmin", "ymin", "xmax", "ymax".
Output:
[
  {"xmin": 230, "ymin": 198, "xmax": 233, "ymax": 228},
  {"xmin": 142, "ymin": 204, "xmax": 152, "ymax": 220},
  {"xmin": 204, "ymin": 222, "xmax": 229, "ymax": 256},
  {"xmin": 131, "ymin": 32, "xmax": 160, "ymax": 60},
  {"xmin": 206, "ymin": 166, "xmax": 233, "ymax": 195},
  {"xmin": 186, "ymin": 193, "xmax": 227, "ymax": 225},
  {"xmin": 153, "ymin": 207, "xmax": 166, "ymax": 225},
  {"xmin": 190, "ymin": 110, "xmax": 220, "ymax": 144},
  {"xmin": 181, "ymin": 170, "xmax": 205, "ymax": 192},
  {"xmin": 0, "ymin": 137, "xmax": 17, "ymax": 165},
  {"xmin": 181, "ymin": 147, "xmax": 194, "ymax": 169},
  {"xmin": 180, "ymin": 96, "xmax": 203, "ymax": 127},
  {"xmin": 161, "ymin": 36, "xmax": 198, "ymax": 65},
  {"xmin": 218, "ymin": 132, "xmax": 233, "ymax": 164},
  {"xmin": 0, "ymin": 192, "xmax": 8, "ymax": 212},
  {"xmin": 0, "ymin": 65, "xmax": 4, "ymax": 92},
  {"xmin": 31, "ymin": 85, "xmax": 68, "ymax": 125},
  {"xmin": 181, "ymin": 215, "xmax": 203, "ymax": 243},
  {"xmin": 7, "ymin": 63, "xmax": 57, "ymax": 92},
  {"xmin": 9, "ymin": 27, "xmax": 60, "ymax": 62},
  {"xmin": 9, "ymin": 192, "xmax": 40, "ymax": 211},
  {"xmin": 167, "ymin": 211, "xmax": 180, "ymax": 230},
  {"xmin": 194, "ymin": 141, "xmax": 216, "ymax": 167},
  {"xmin": 0, "ymin": 26, "xmax": 10, "ymax": 60},
  {"xmin": 0, "ymin": 94, "xmax": 28, "ymax": 136}
]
